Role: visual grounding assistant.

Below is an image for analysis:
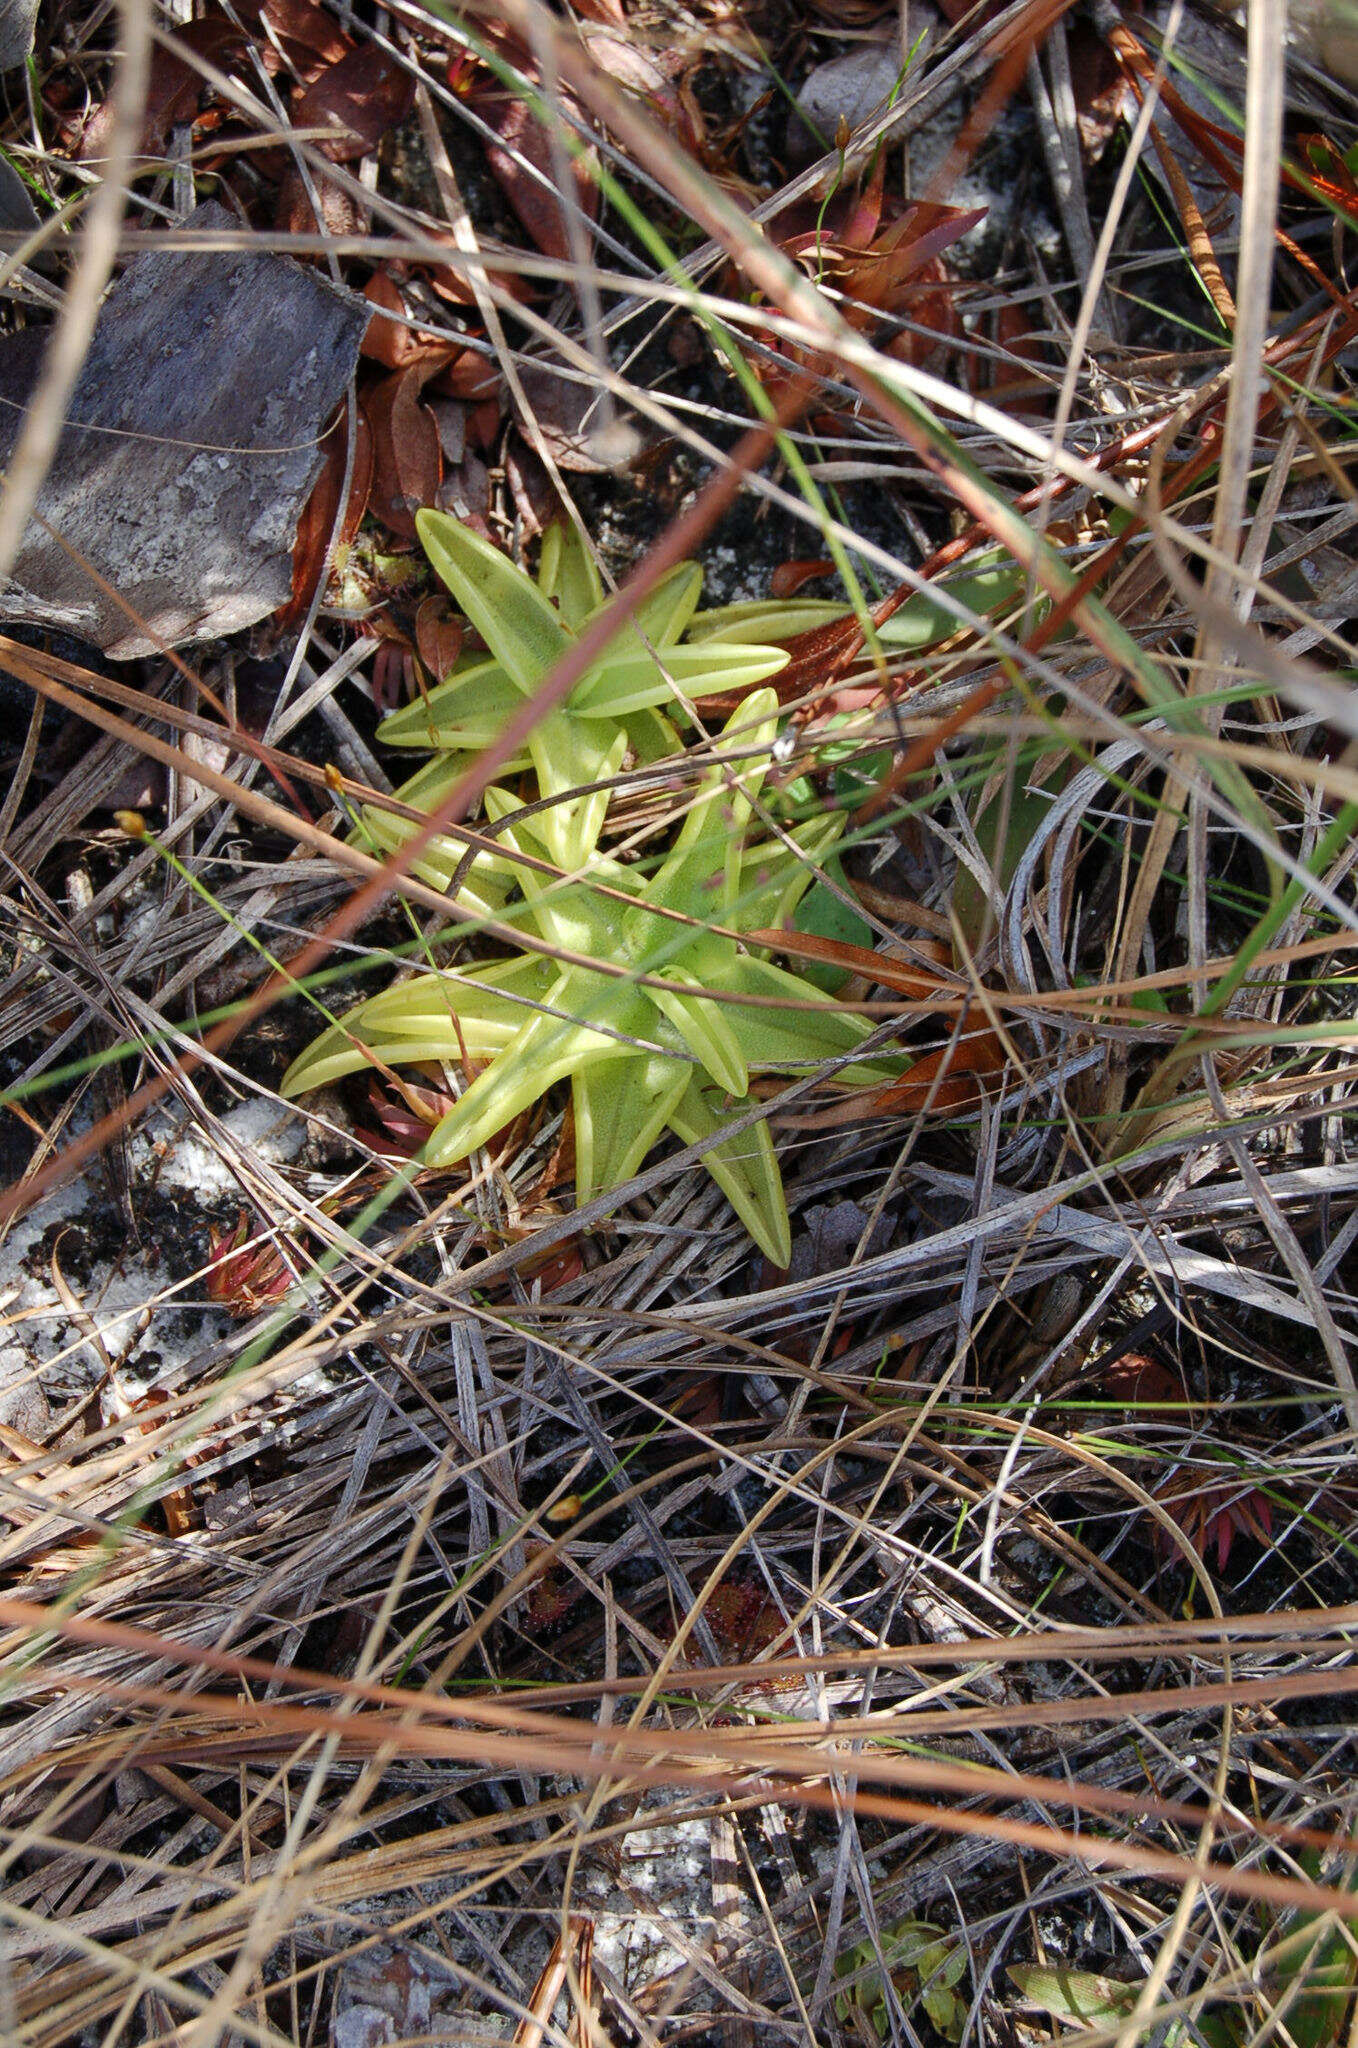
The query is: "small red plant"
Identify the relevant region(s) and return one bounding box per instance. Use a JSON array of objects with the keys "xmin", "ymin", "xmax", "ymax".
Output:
[
  {"xmin": 205, "ymin": 1212, "xmax": 296, "ymax": 1317},
  {"xmin": 1154, "ymin": 1473, "xmax": 1276, "ymax": 1575},
  {"xmin": 353, "ymin": 1074, "xmax": 459, "ymax": 1158},
  {"xmin": 520, "ymin": 1553, "xmax": 586, "ymax": 1640}
]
